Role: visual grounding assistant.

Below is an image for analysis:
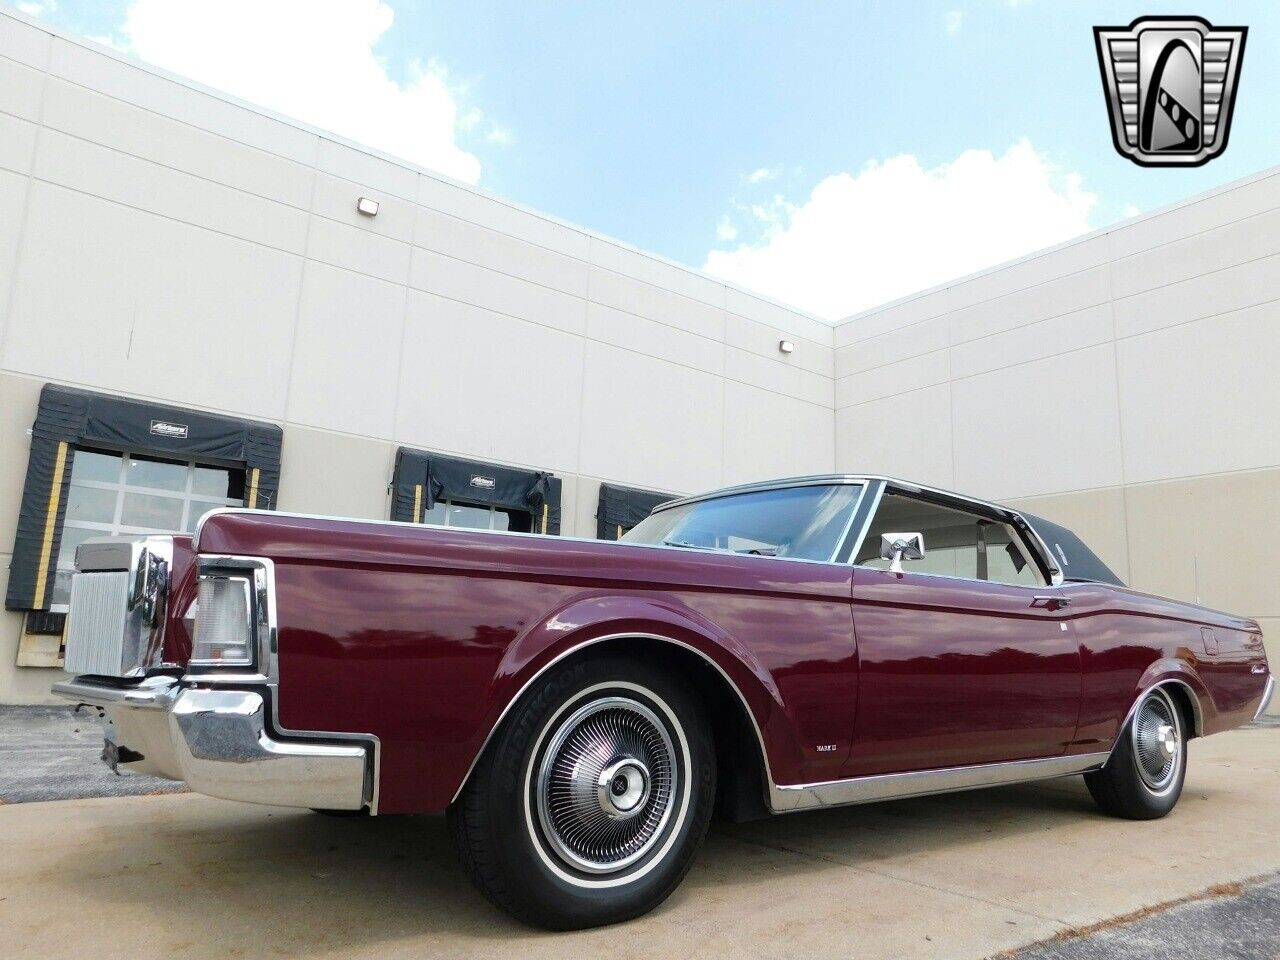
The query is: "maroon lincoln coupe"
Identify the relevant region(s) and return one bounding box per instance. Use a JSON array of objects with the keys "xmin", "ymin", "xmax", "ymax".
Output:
[{"xmin": 54, "ymin": 475, "xmax": 1272, "ymax": 928}]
